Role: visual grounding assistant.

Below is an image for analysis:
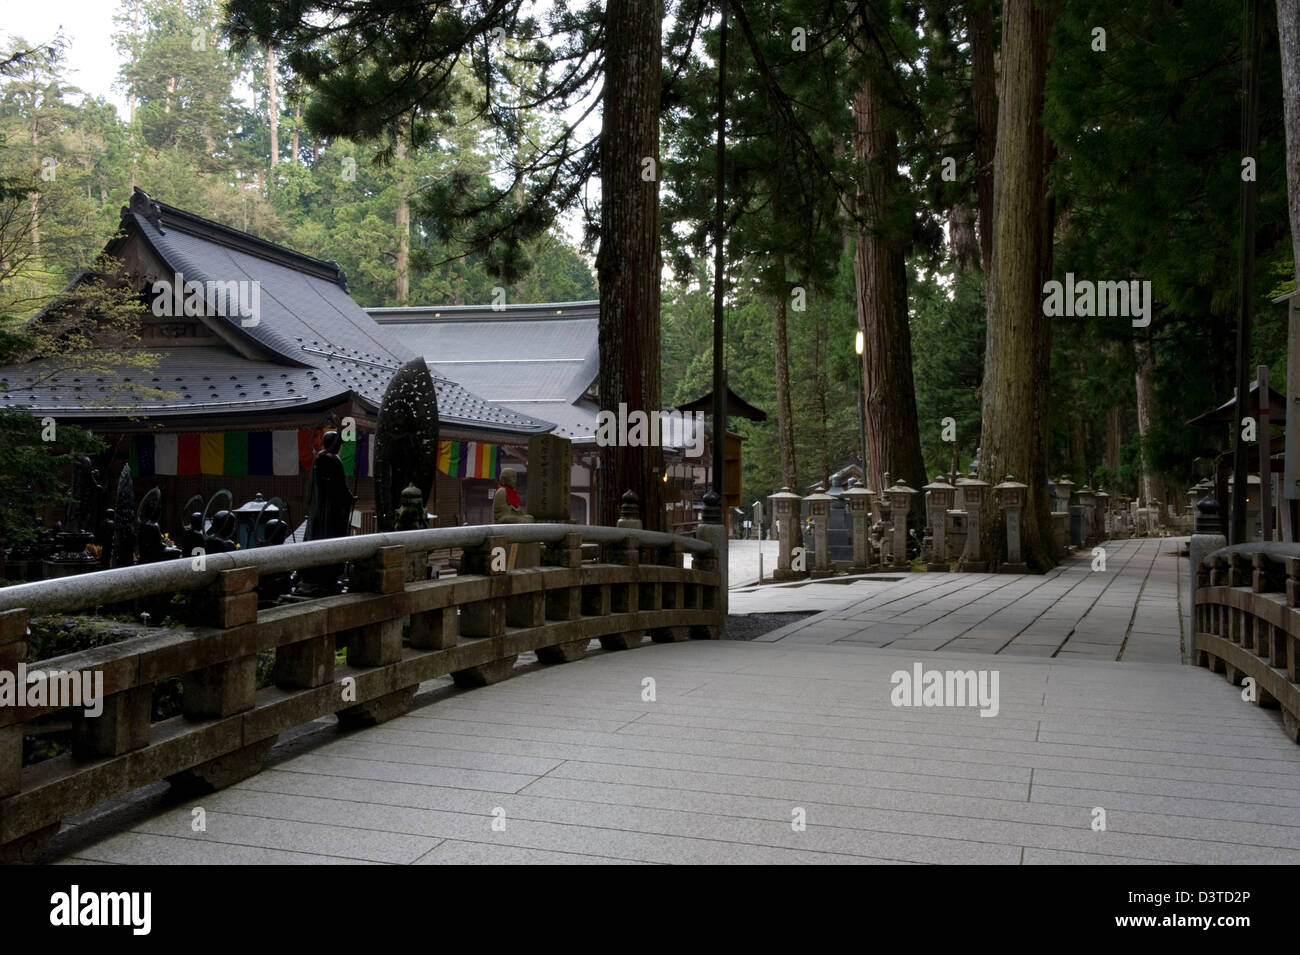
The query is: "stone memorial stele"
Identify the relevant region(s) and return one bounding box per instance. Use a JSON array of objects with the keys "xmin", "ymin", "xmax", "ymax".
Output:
[{"xmin": 527, "ymin": 433, "xmax": 572, "ymax": 522}]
